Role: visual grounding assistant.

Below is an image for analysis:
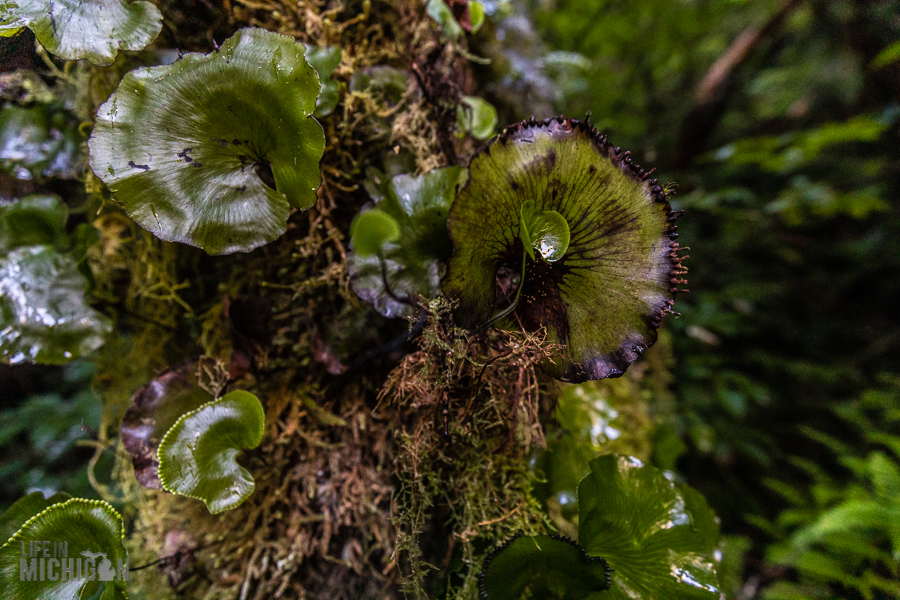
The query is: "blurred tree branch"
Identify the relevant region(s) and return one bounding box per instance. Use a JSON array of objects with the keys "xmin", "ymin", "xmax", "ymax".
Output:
[{"xmin": 673, "ymin": 0, "xmax": 804, "ymax": 168}]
